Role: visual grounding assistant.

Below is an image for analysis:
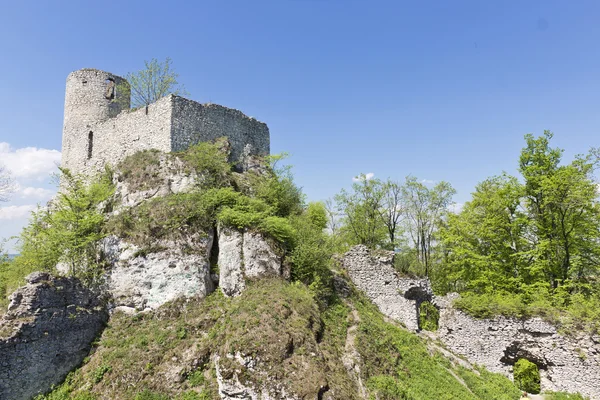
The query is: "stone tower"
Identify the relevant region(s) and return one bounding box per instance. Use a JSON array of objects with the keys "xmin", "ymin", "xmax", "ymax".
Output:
[
  {"xmin": 61, "ymin": 68, "xmax": 269, "ymax": 176},
  {"xmin": 61, "ymin": 69, "xmax": 130, "ymax": 173}
]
